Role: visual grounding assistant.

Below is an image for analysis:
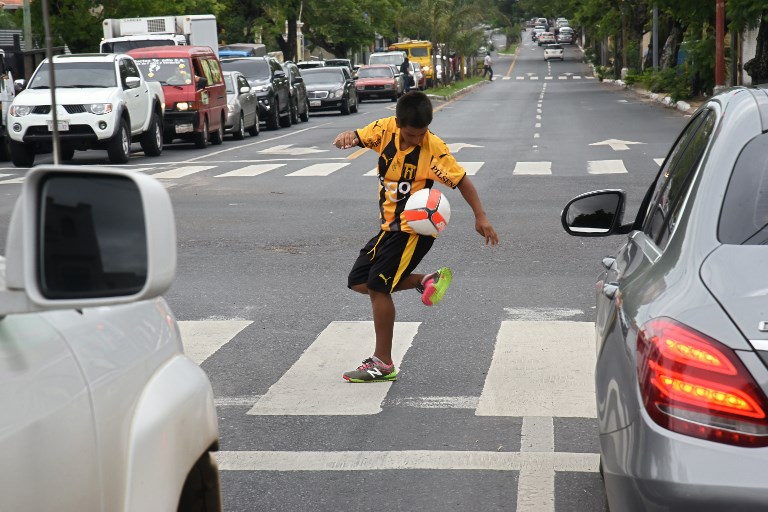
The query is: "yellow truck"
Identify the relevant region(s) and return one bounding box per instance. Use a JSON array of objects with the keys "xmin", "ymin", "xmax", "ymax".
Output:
[{"xmin": 388, "ymin": 40, "xmax": 434, "ymax": 86}]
